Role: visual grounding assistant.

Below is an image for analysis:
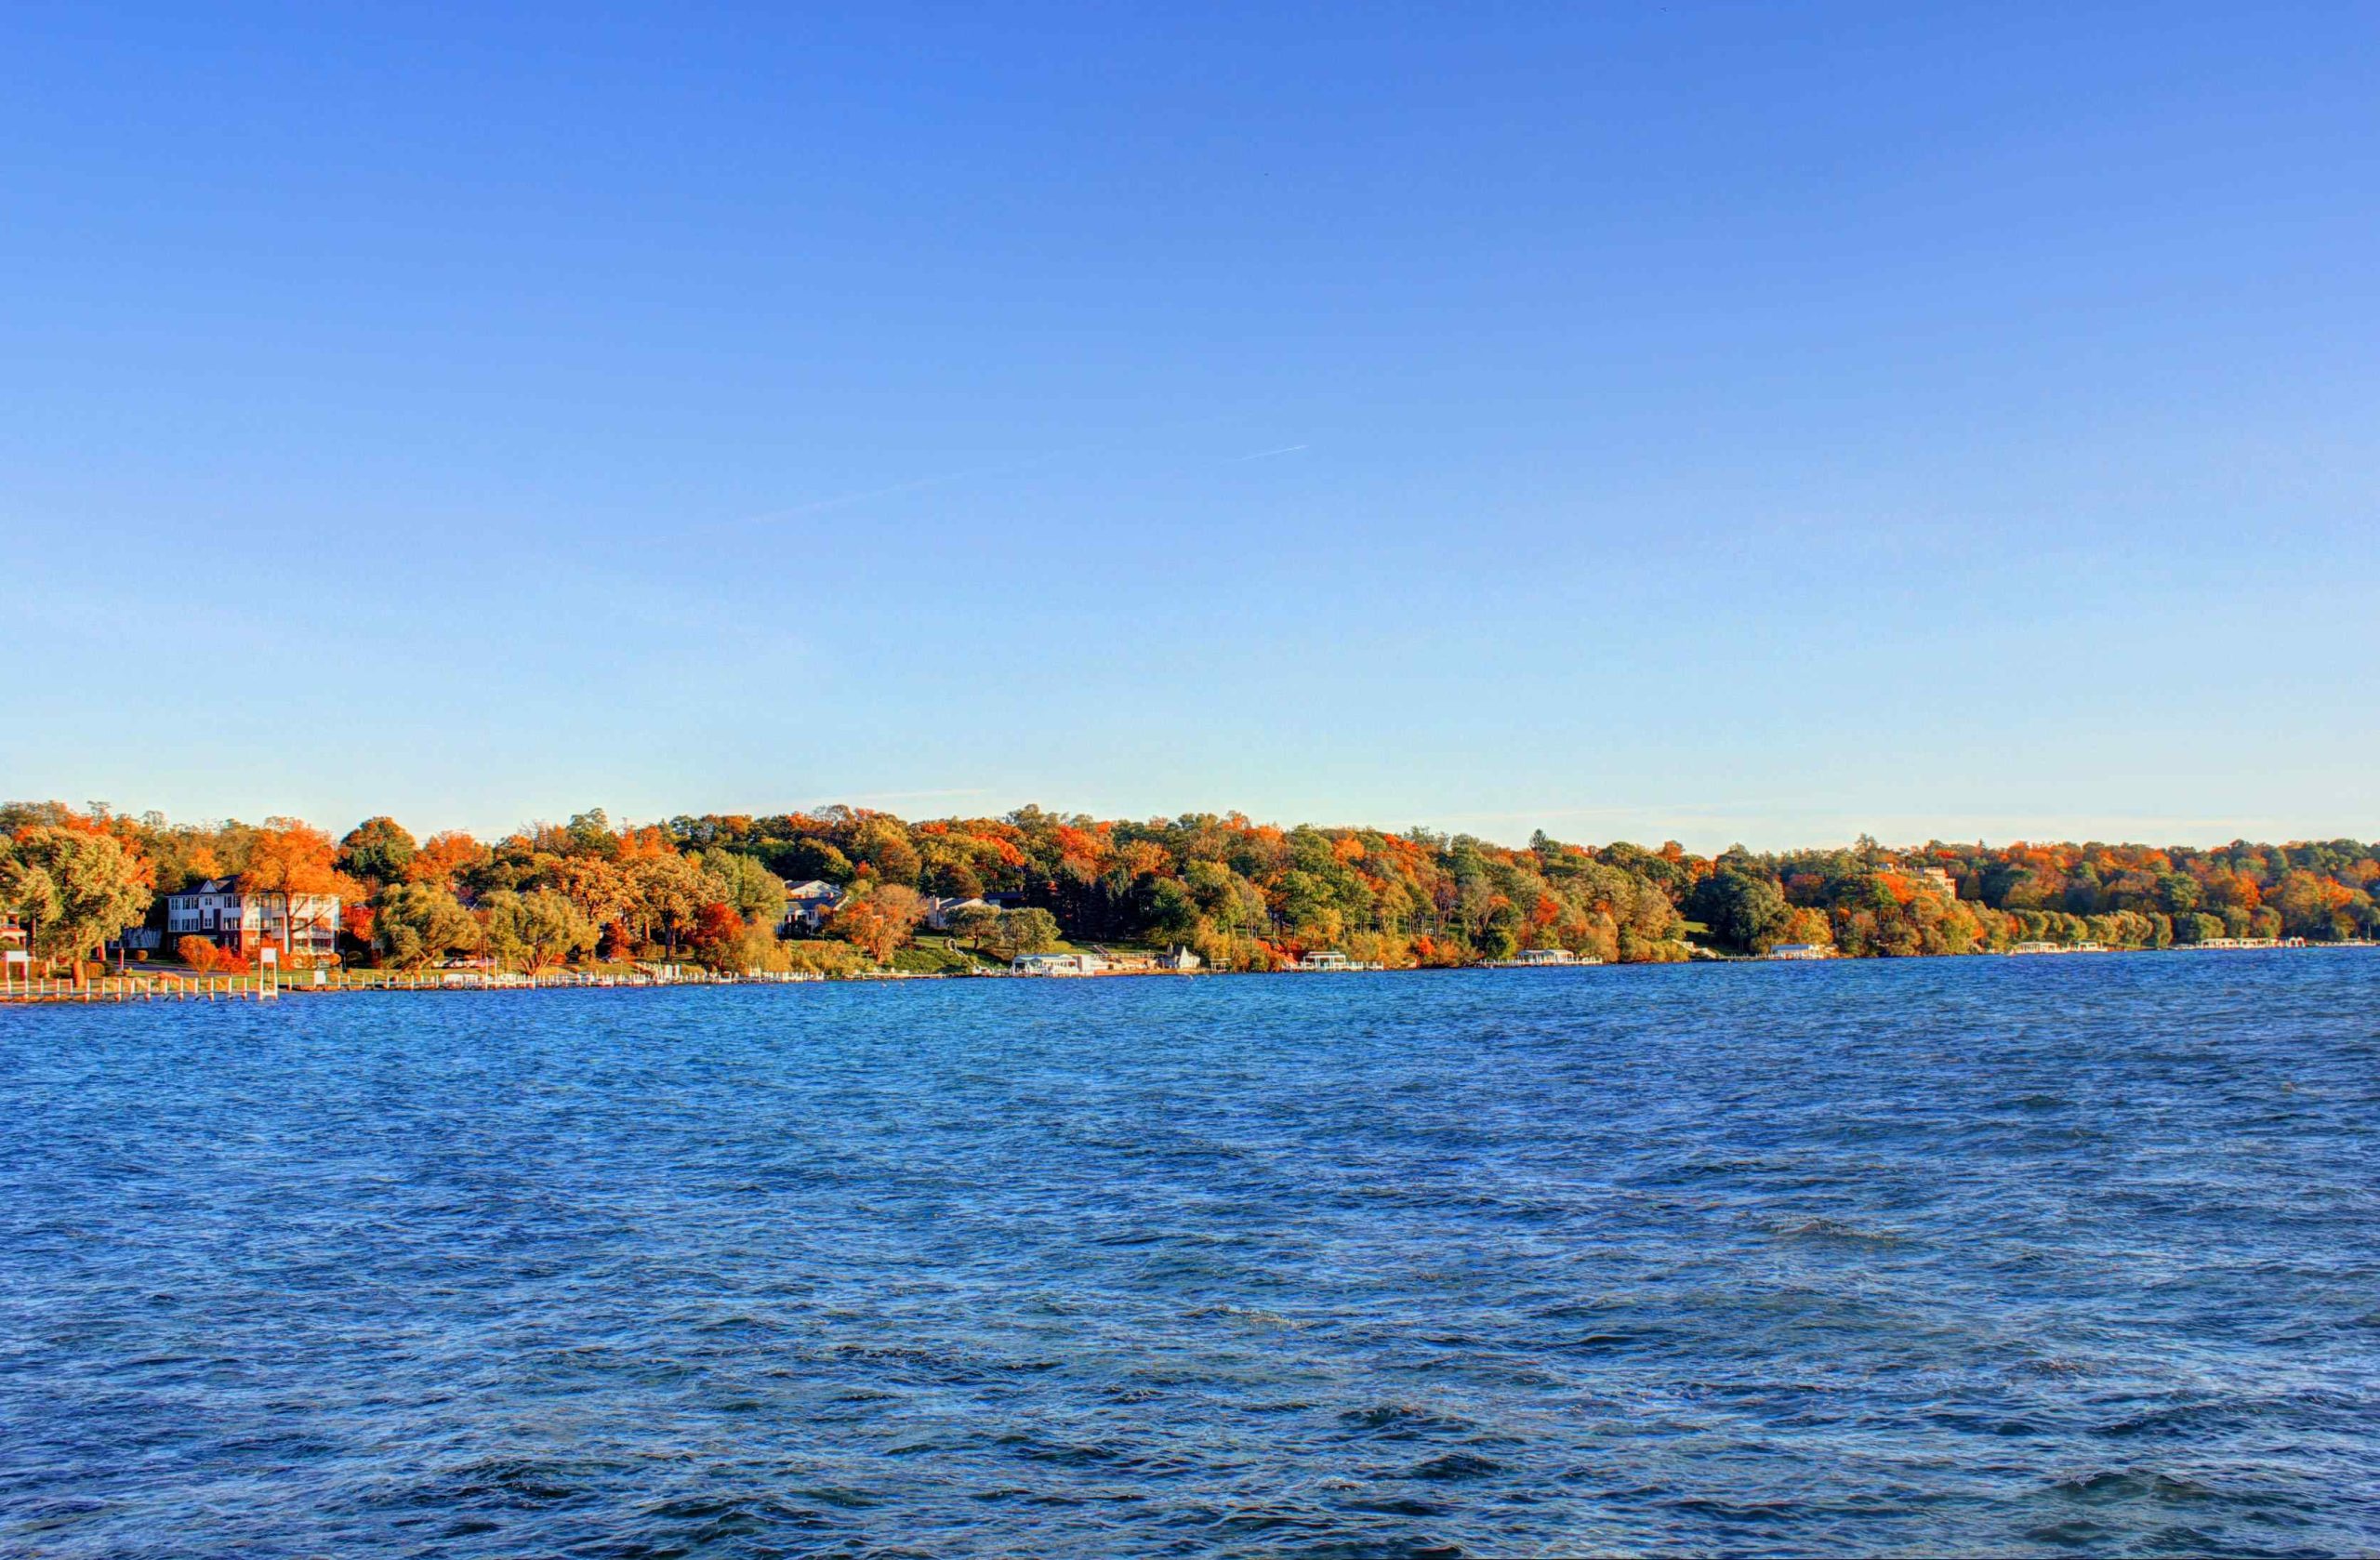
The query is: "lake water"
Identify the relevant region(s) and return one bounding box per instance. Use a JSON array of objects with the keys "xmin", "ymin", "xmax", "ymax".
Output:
[{"xmin": 4, "ymin": 955, "xmax": 2376, "ymax": 1556}]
